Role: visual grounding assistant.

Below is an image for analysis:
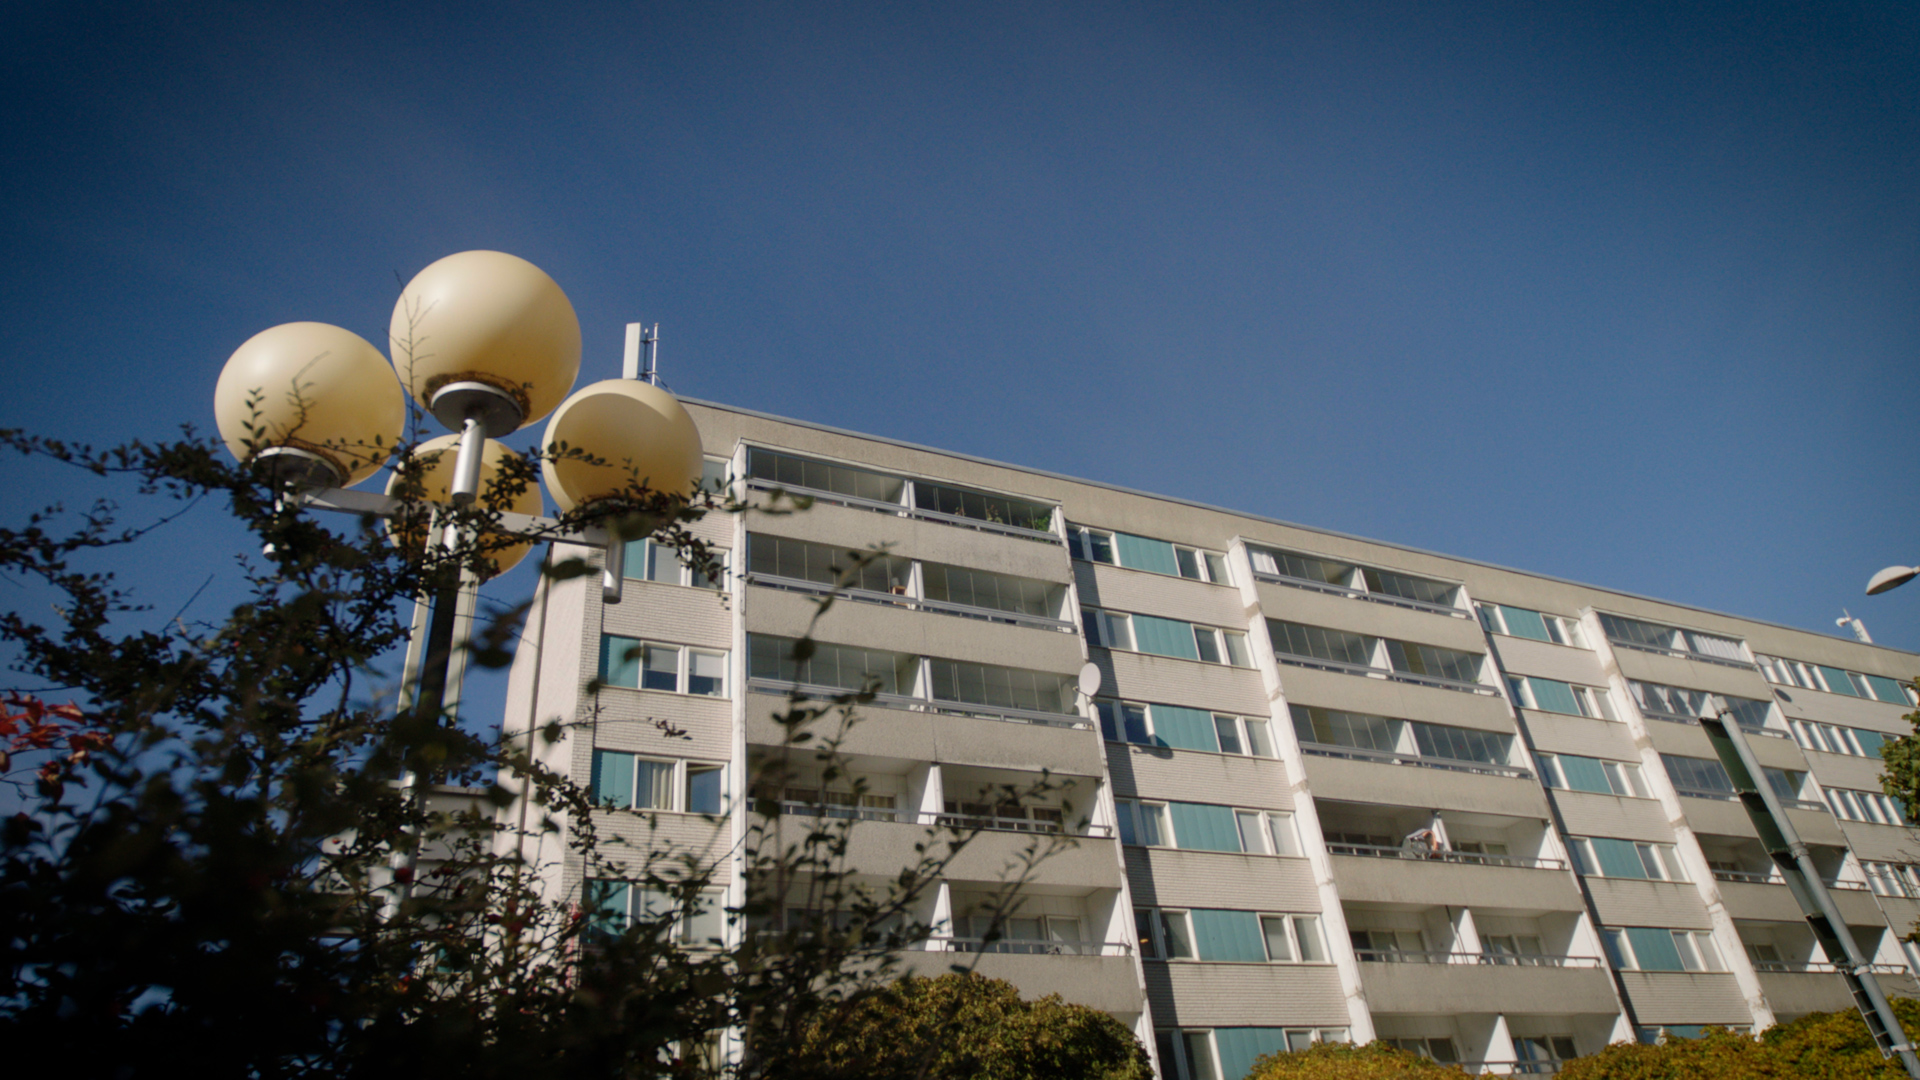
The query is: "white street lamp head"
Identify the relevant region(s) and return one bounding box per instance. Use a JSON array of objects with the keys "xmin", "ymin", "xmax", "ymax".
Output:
[
  {"xmin": 213, "ymin": 321, "xmax": 406, "ymax": 487},
  {"xmin": 1867, "ymin": 565, "xmax": 1919, "ymax": 596},
  {"xmin": 384, "ymin": 434, "xmax": 542, "ymax": 578},
  {"xmin": 541, "ymin": 378, "xmax": 703, "ymax": 512},
  {"xmin": 389, "ymin": 251, "xmax": 582, "ymax": 436}
]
